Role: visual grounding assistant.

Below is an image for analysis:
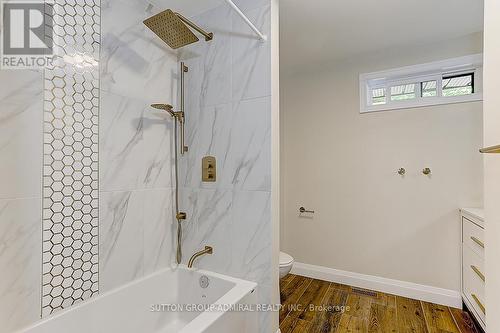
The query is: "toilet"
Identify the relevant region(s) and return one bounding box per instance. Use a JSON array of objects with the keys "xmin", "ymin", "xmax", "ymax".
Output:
[{"xmin": 279, "ymin": 251, "xmax": 294, "ymax": 278}]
